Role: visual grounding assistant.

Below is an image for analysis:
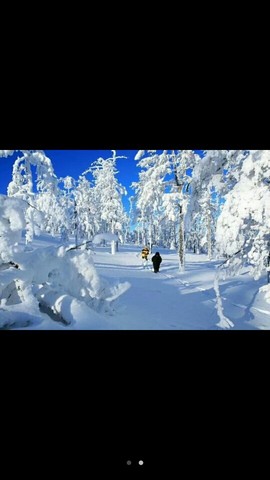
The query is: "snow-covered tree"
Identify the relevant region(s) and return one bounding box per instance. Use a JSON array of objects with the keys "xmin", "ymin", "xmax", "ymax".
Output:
[
  {"xmin": 83, "ymin": 151, "xmax": 128, "ymax": 253},
  {"xmin": 133, "ymin": 150, "xmax": 199, "ymax": 270},
  {"xmin": 57, "ymin": 175, "xmax": 77, "ymax": 242},
  {"xmin": 186, "ymin": 188, "xmax": 220, "ymax": 259},
  {"xmin": 57, "ymin": 175, "xmax": 94, "ymax": 245},
  {"xmin": 216, "ymin": 150, "xmax": 270, "ymax": 279},
  {"xmin": 185, "ymin": 213, "xmax": 205, "ymax": 254},
  {"xmin": 7, "ymin": 150, "xmax": 58, "ymax": 198},
  {"xmin": 0, "ymin": 150, "xmax": 15, "ymax": 158},
  {"xmin": 131, "ymin": 151, "xmax": 170, "ymax": 251},
  {"xmin": 6, "ymin": 150, "xmax": 59, "ymax": 243},
  {"xmin": 210, "ymin": 150, "xmax": 270, "ymax": 328},
  {"xmin": 0, "ymin": 195, "xmax": 26, "ymax": 264},
  {"xmin": 73, "ymin": 175, "xmax": 99, "ymax": 243},
  {"xmin": 167, "ymin": 150, "xmax": 199, "ymax": 270},
  {"xmin": 160, "ymin": 192, "xmax": 179, "ymax": 249},
  {"xmin": 186, "ymin": 150, "xmax": 250, "ymax": 261},
  {"xmin": 185, "ymin": 149, "xmax": 252, "ymax": 327}
]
